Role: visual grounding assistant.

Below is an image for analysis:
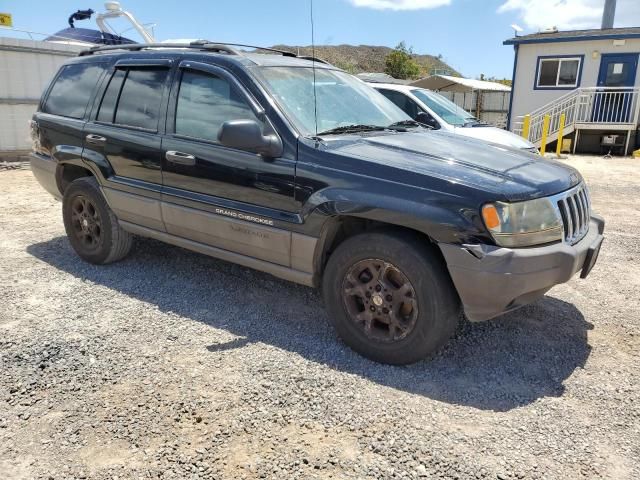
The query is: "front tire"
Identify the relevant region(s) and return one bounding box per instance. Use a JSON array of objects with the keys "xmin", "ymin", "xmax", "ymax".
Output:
[
  {"xmin": 322, "ymin": 230, "xmax": 459, "ymax": 365},
  {"xmin": 62, "ymin": 177, "xmax": 132, "ymax": 264}
]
